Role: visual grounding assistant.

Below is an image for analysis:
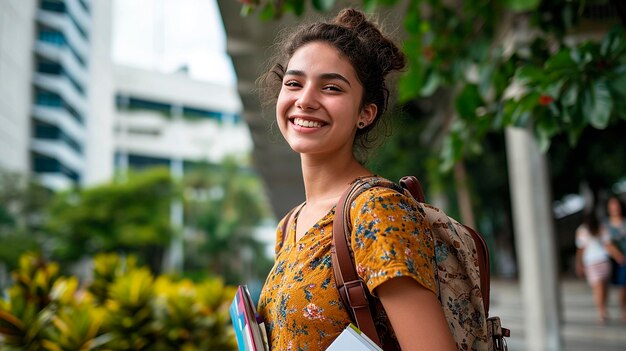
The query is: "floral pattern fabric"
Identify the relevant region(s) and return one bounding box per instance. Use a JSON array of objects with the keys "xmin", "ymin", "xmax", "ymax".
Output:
[{"xmin": 257, "ymin": 186, "xmax": 436, "ymax": 351}]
